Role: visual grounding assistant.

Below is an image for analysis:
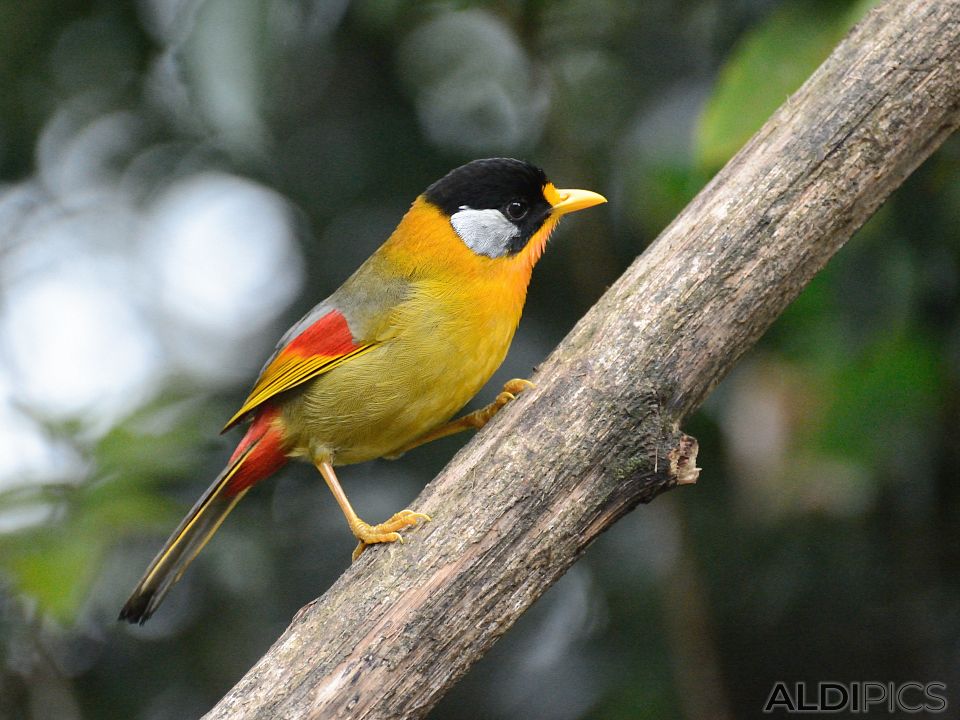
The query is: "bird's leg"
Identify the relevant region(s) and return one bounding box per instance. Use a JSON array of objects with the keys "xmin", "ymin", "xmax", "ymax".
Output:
[
  {"xmin": 316, "ymin": 460, "xmax": 430, "ymax": 561},
  {"xmin": 388, "ymin": 379, "xmax": 535, "ymax": 457}
]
